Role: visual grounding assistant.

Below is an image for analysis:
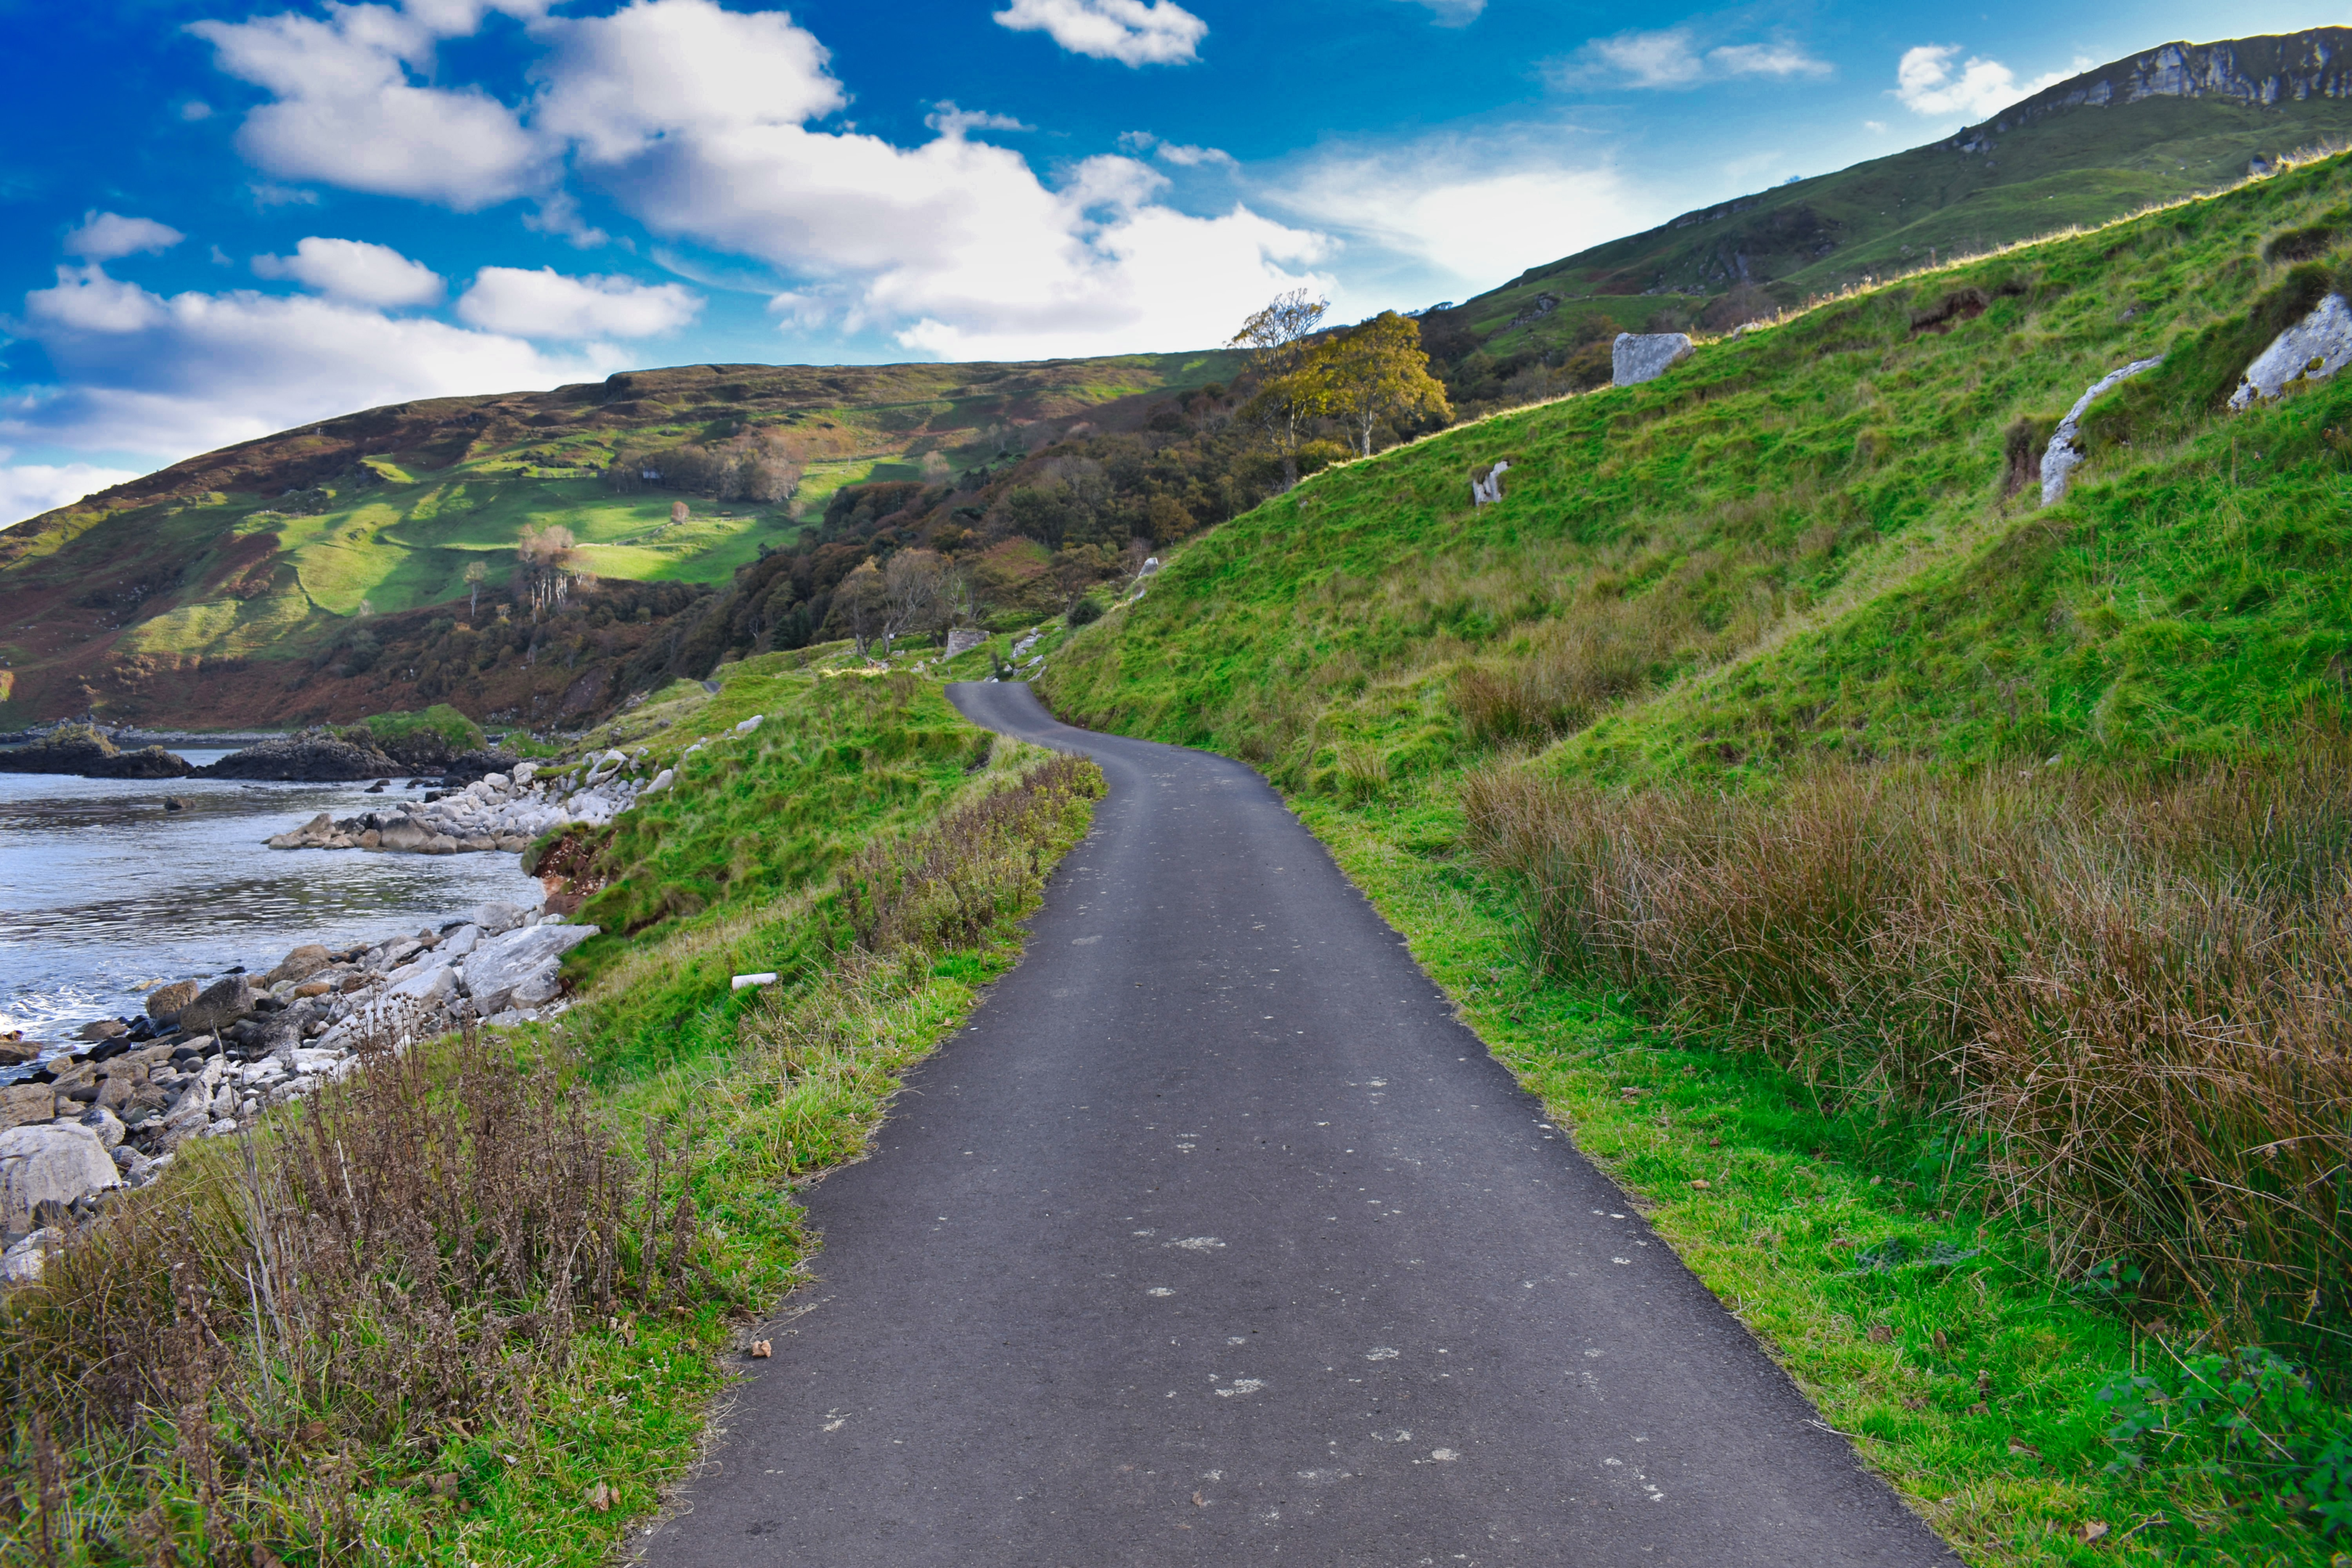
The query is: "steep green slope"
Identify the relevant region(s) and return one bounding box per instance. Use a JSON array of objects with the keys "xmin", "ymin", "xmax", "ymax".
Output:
[
  {"xmin": 1048, "ymin": 155, "xmax": 2352, "ymax": 789},
  {"xmin": 1424, "ymin": 28, "xmax": 2352, "ymax": 385},
  {"xmin": 1042, "ymin": 153, "xmax": 2352, "ymax": 1562}
]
